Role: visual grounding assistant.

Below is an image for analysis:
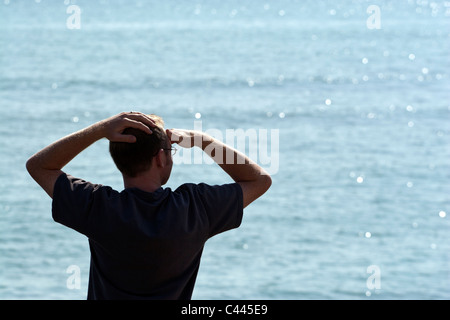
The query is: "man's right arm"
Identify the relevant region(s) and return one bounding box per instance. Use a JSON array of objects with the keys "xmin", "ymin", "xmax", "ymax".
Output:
[{"xmin": 167, "ymin": 129, "xmax": 272, "ymax": 208}]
